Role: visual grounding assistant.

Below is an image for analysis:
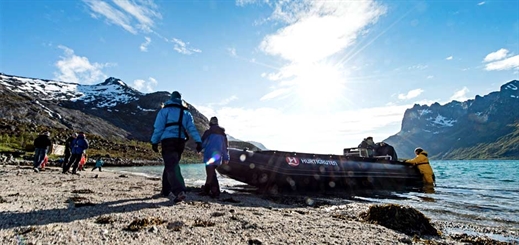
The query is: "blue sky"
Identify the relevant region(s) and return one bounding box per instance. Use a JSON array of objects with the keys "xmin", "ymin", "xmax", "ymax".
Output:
[{"xmin": 1, "ymin": 0, "xmax": 518, "ymax": 154}]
